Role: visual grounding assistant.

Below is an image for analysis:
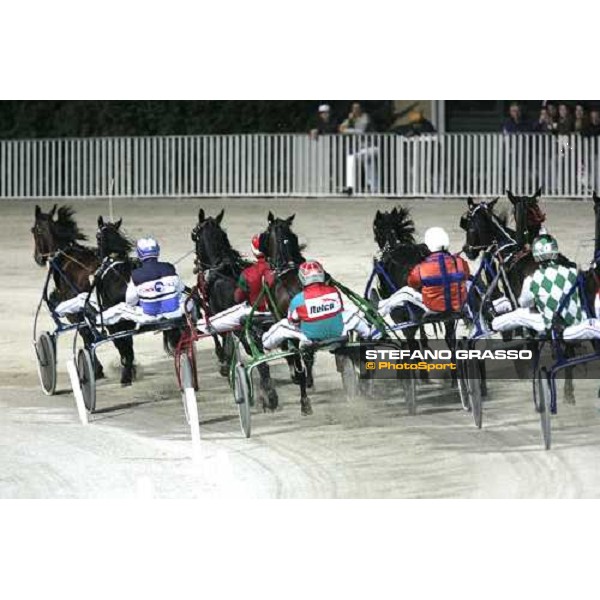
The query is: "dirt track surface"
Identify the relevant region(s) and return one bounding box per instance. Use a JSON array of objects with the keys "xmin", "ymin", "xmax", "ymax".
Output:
[{"xmin": 2, "ymin": 196, "xmax": 600, "ymax": 498}]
